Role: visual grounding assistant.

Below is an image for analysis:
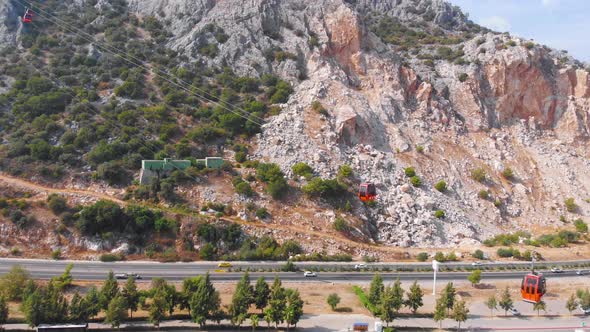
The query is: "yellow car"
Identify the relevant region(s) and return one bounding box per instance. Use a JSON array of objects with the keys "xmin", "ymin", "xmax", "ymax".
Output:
[{"xmin": 218, "ymin": 262, "xmax": 232, "ymax": 268}]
